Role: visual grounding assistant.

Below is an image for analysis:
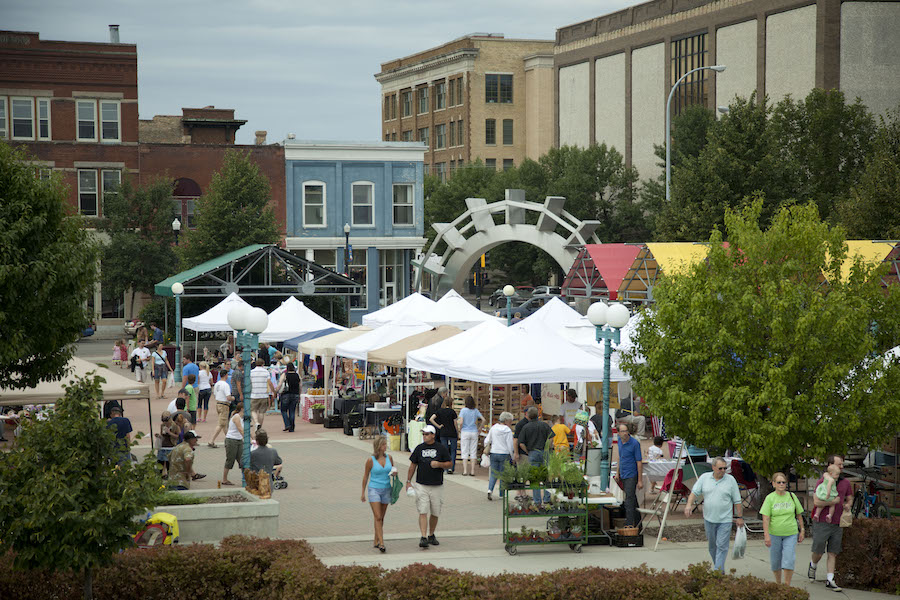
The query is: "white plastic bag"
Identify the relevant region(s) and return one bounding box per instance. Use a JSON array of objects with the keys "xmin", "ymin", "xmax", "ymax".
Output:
[
  {"xmin": 732, "ymin": 525, "xmax": 747, "ymax": 560},
  {"xmin": 480, "ymin": 453, "xmax": 490, "ymax": 468},
  {"xmin": 167, "ymin": 372, "xmax": 174, "ymax": 387}
]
